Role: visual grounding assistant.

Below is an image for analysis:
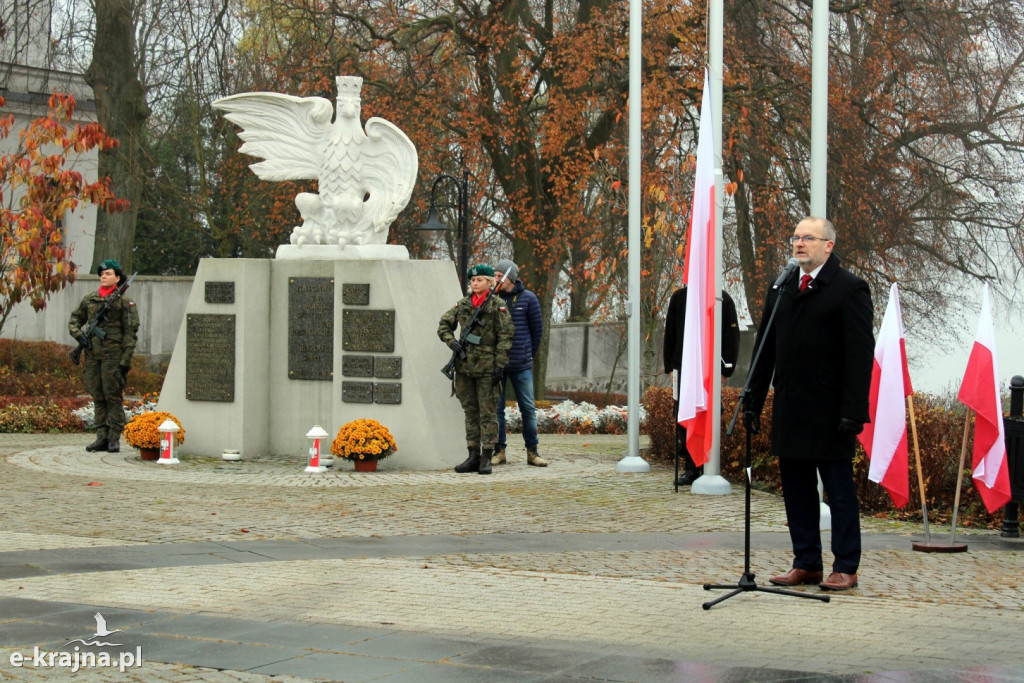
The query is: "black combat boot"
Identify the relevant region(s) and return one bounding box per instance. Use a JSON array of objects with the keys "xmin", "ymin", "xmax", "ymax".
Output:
[
  {"xmin": 85, "ymin": 433, "xmax": 108, "ymax": 452},
  {"xmin": 478, "ymin": 448, "xmax": 492, "ymax": 475},
  {"xmin": 454, "ymin": 447, "xmax": 480, "ymax": 473},
  {"xmin": 107, "ymin": 435, "xmax": 121, "ymax": 453},
  {"xmin": 675, "ymin": 453, "xmax": 700, "ymax": 486}
]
